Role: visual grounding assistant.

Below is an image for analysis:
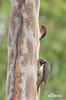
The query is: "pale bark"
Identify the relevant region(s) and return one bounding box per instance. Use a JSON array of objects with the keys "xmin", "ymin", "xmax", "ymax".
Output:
[{"xmin": 6, "ymin": 0, "xmax": 40, "ymax": 100}]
